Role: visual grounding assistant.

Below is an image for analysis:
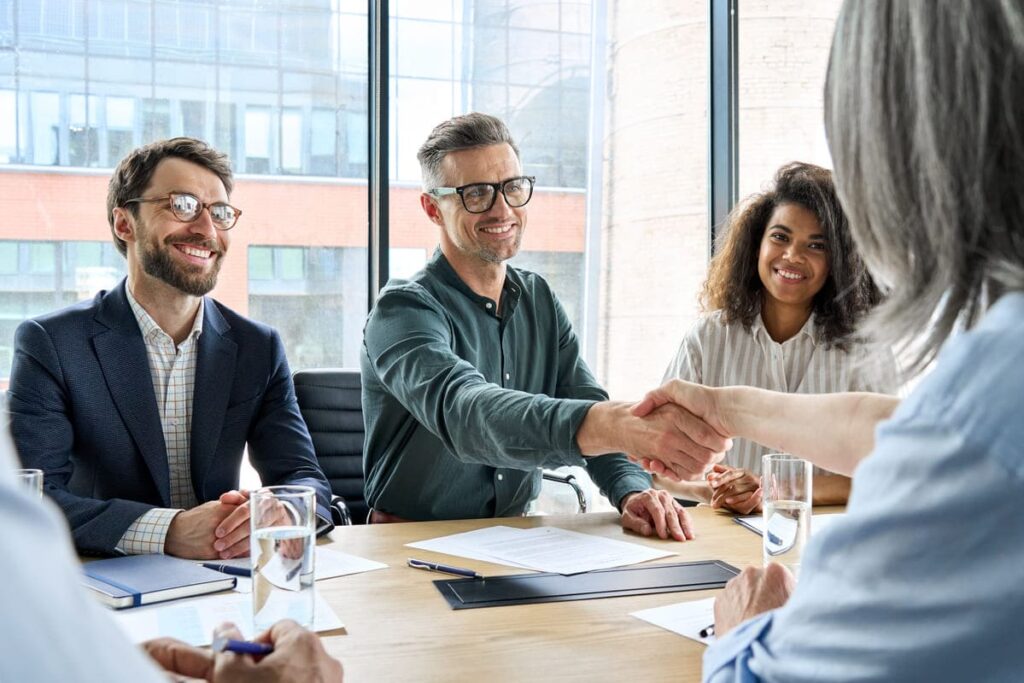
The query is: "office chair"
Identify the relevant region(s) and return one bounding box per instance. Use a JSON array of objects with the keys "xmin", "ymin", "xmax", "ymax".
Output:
[{"xmin": 292, "ymin": 368, "xmax": 366, "ymax": 526}]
